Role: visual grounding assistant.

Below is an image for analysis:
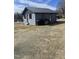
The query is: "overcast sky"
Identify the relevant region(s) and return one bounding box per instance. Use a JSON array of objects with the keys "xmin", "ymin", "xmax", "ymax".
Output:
[
  {"xmin": 14, "ymin": 0, "xmax": 64, "ymax": 13},
  {"xmin": 15, "ymin": 0, "xmax": 59, "ymax": 6}
]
